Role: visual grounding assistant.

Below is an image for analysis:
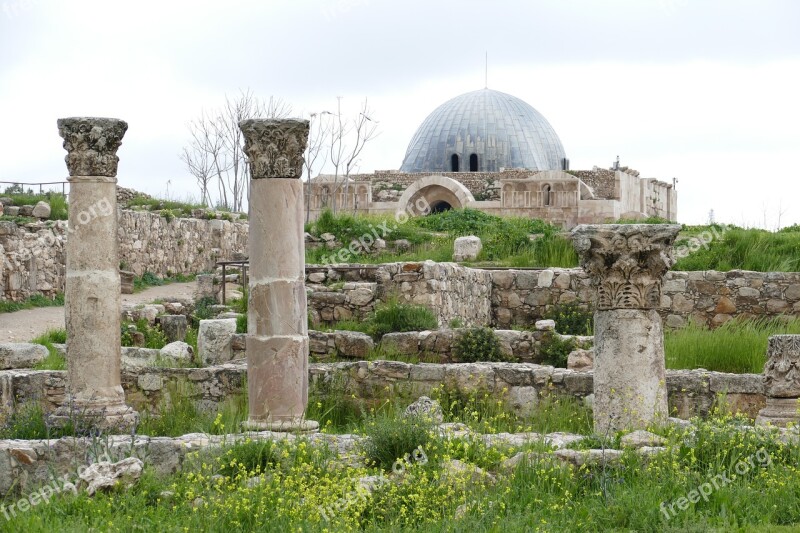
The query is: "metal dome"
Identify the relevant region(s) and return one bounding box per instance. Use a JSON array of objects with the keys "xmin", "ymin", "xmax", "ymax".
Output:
[{"xmin": 400, "ymin": 88, "xmax": 567, "ymax": 173}]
